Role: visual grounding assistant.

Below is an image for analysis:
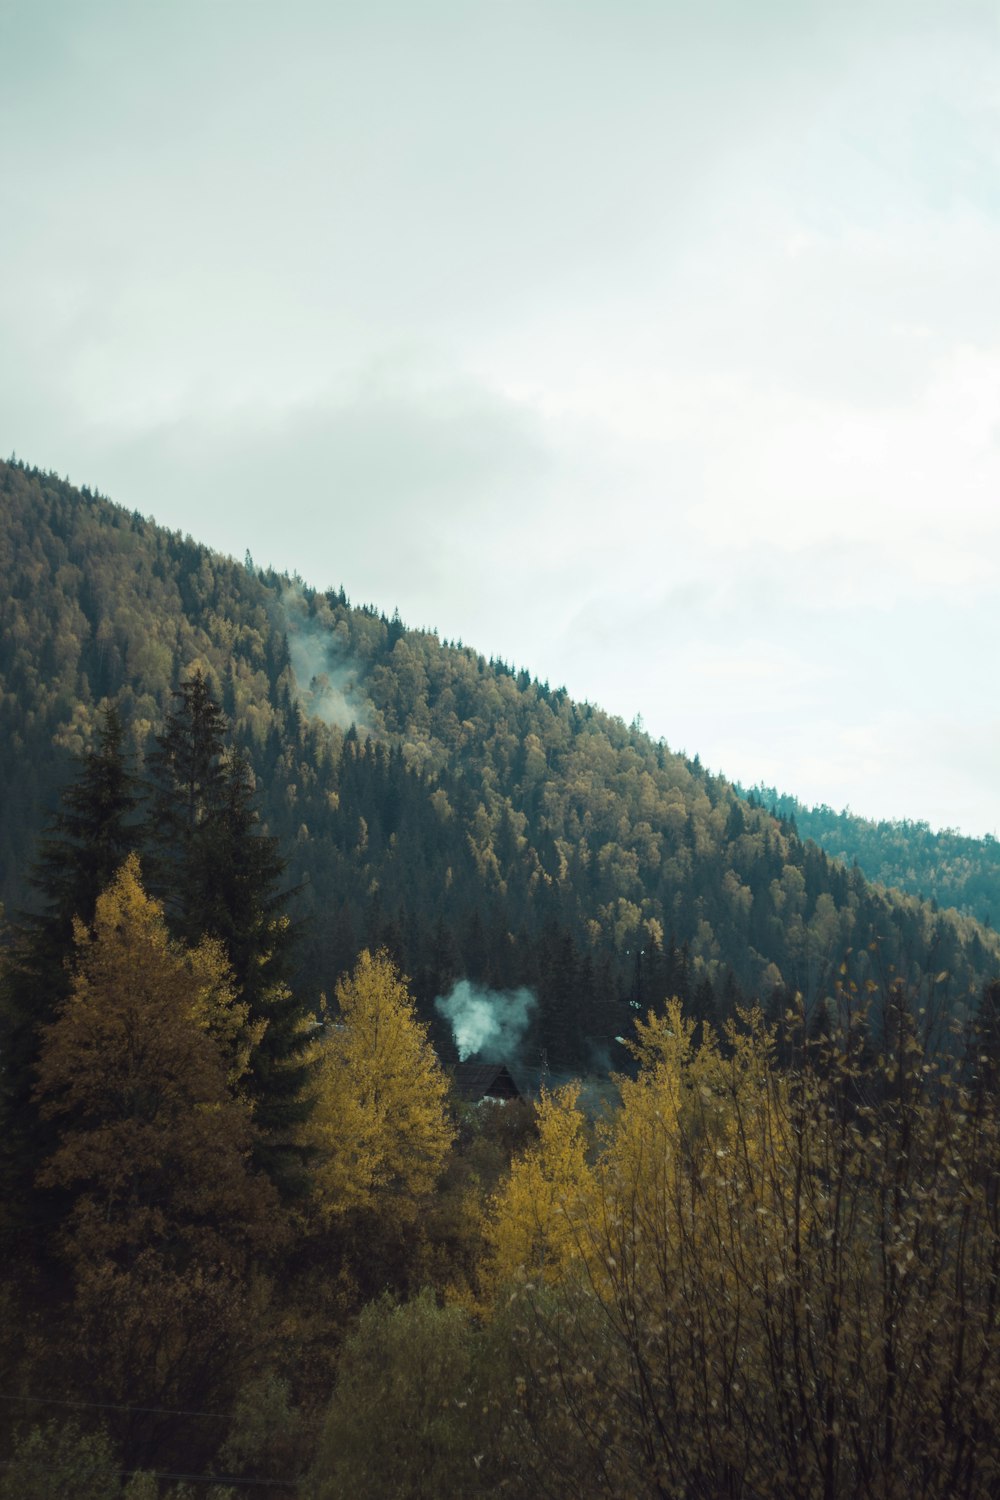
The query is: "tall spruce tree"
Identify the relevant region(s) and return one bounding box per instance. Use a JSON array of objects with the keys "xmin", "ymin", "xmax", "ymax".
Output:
[
  {"xmin": 145, "ymin": 668, "xmax": 228, "ymax": 930},
  {"xmin": 0, "ymin": 702, "xmax": 141, "ymax": 1247},
  {"xmin": 193, "ymin": 749, "xmax": 315, "ymax": 1180},
  {"xmin": 29, "ymin": 704, "xmax": 141, "ymax": 941},
  {"xmin": 146, "ymin": 671, "xmax": 314, "ymax": 1191}
]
